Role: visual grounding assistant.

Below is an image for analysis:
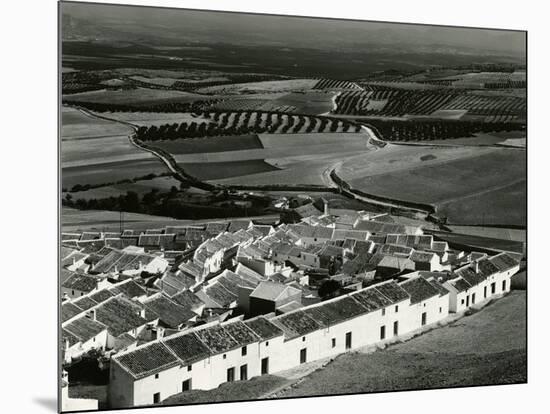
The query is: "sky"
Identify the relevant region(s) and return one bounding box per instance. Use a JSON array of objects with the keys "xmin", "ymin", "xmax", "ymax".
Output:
[{"xmin": 61, "ymin": 1, "xmax": 526, "ymax": 58}]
